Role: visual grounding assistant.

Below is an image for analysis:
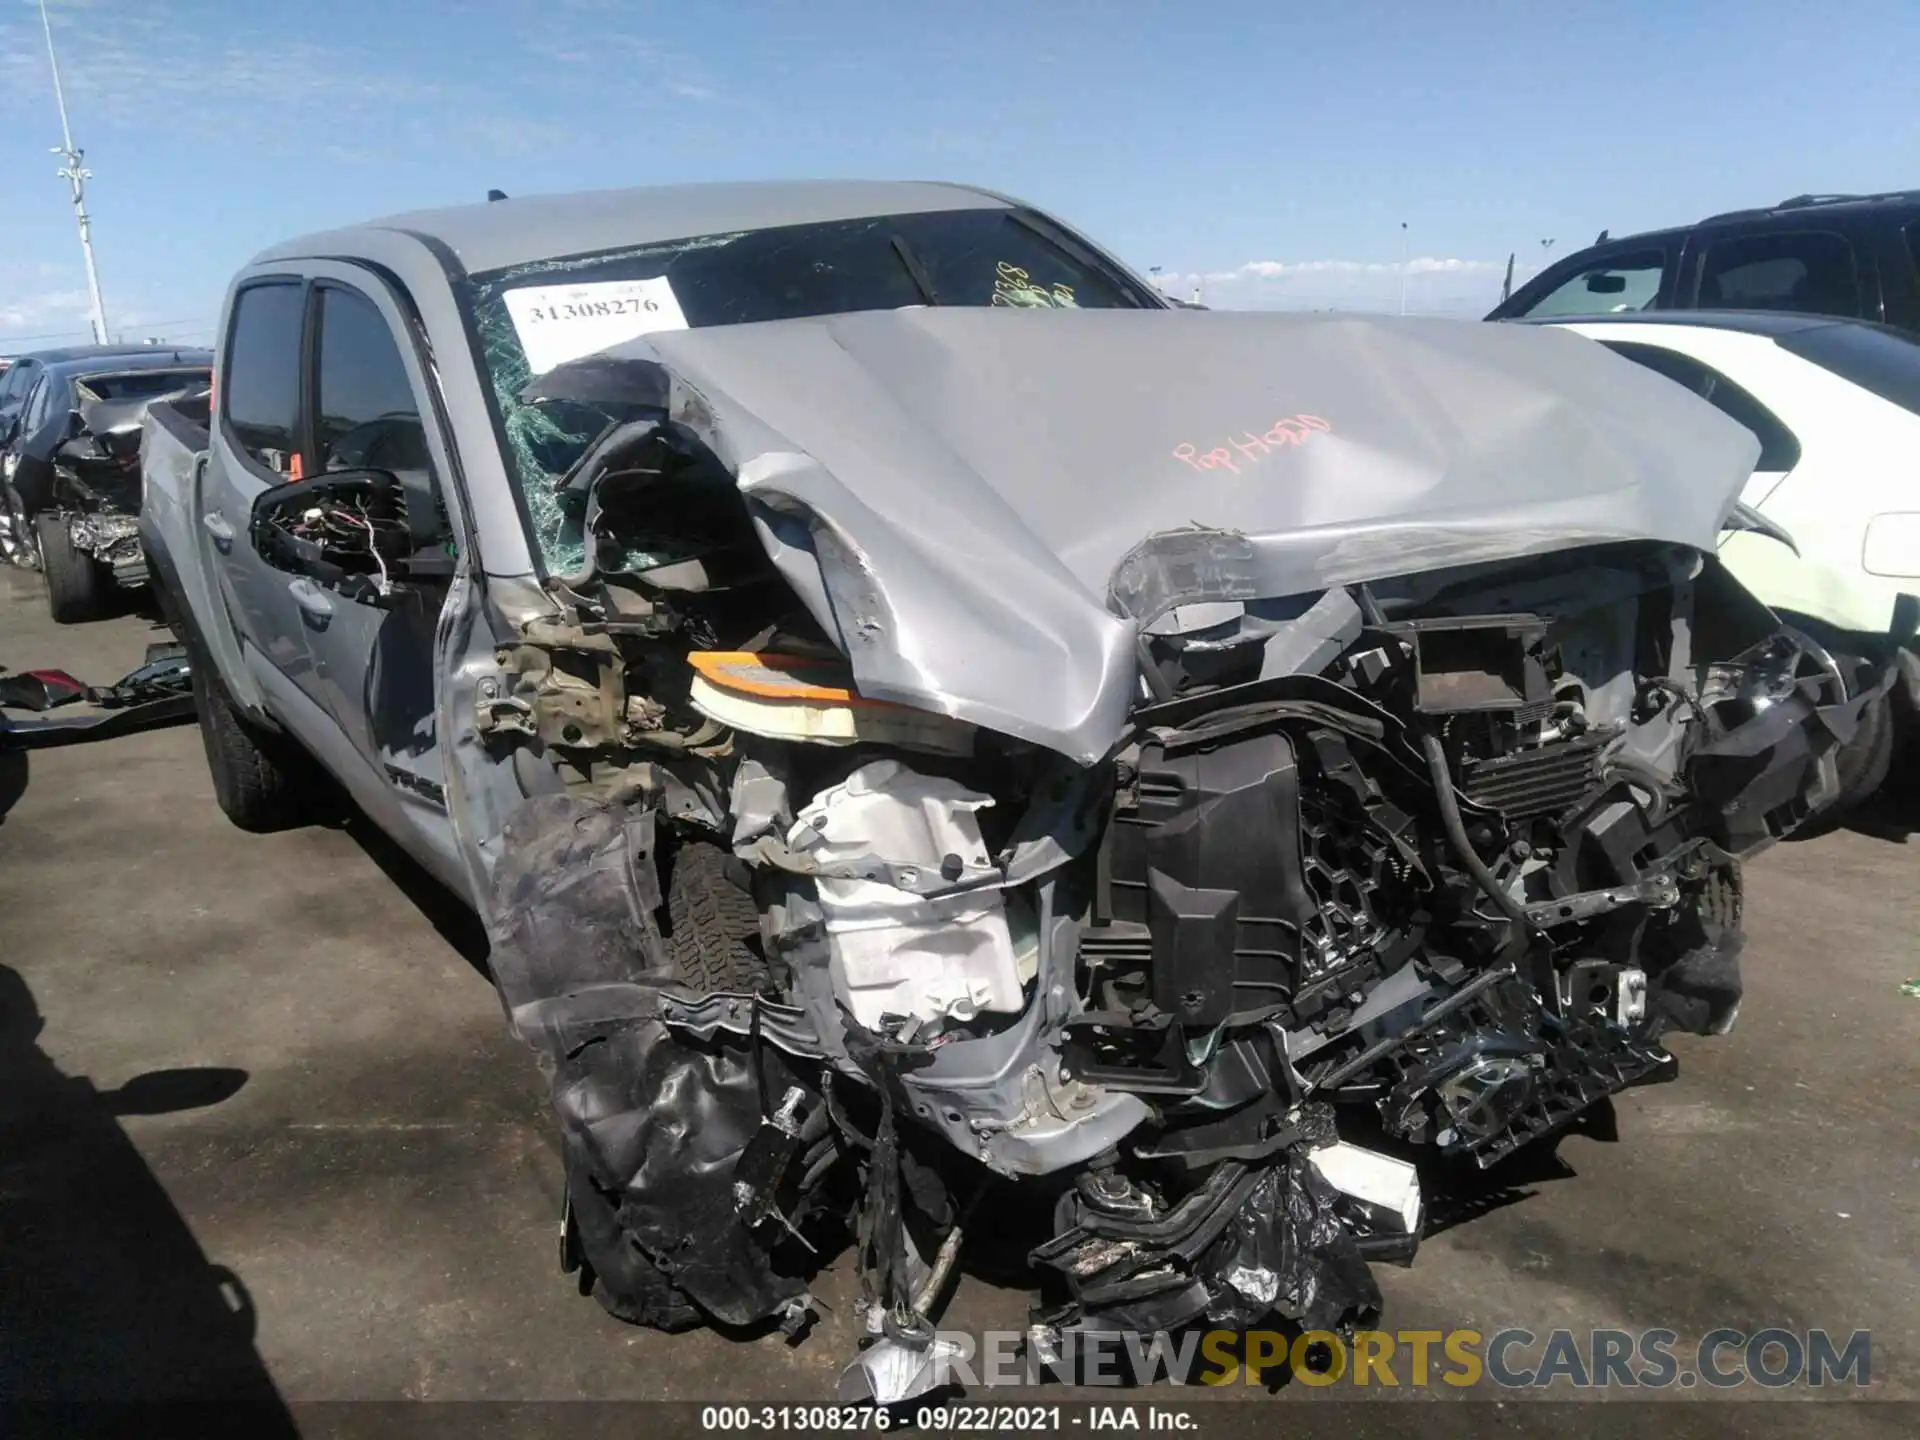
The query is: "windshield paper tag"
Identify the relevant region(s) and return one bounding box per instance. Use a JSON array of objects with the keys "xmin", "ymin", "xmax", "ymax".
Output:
[{"xmin": 504, "ymin": 278, "xmax": 689, "ymax": 375}]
